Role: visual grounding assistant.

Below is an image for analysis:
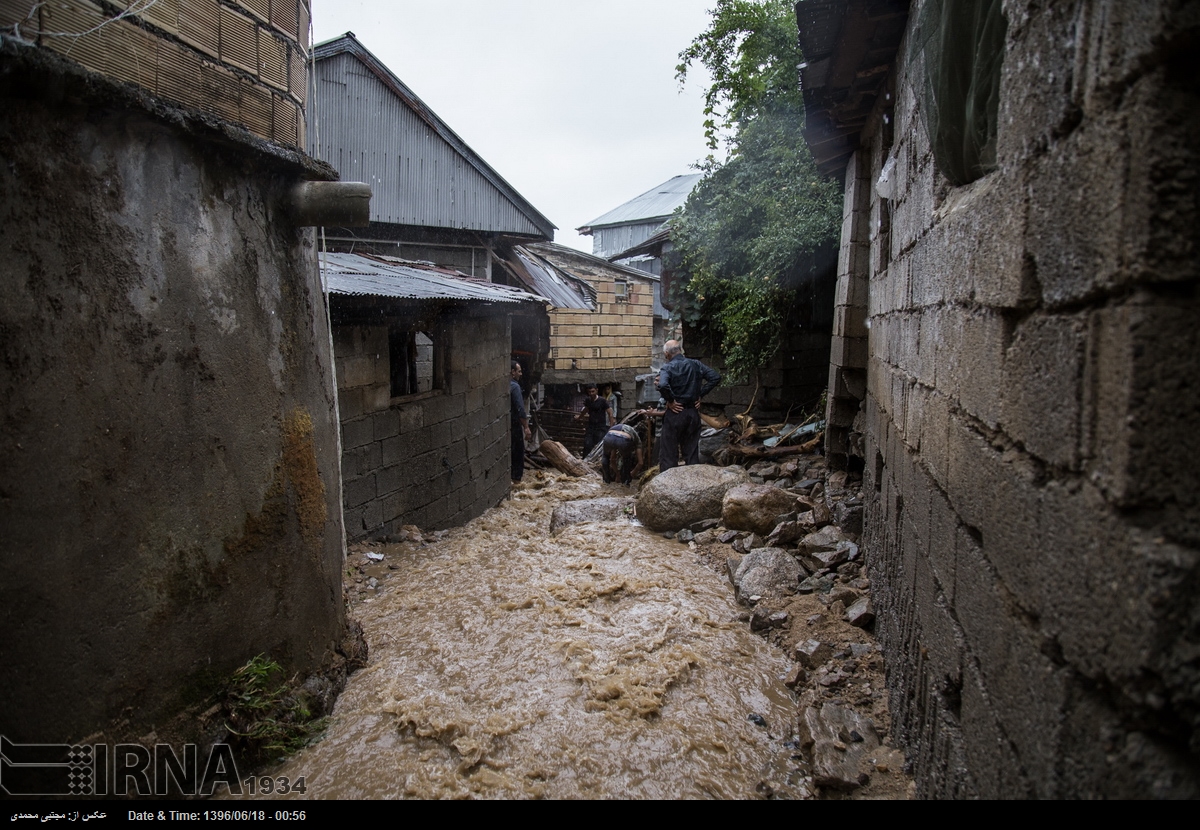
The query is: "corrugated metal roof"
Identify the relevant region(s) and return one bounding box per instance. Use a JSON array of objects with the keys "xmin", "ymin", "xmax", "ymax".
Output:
[
  {"xmin": 310, "ymin": 34, "xmax": 556, "ymax": 239},
  {"xmin": 577, "ymin": 174, "xmax": 702, "ymax": 232},
  {"xmin": 323, "ymin": 252, "xmax": 546, "ymax": 305},
  {"xmin": 506, "ymin": 248, "xmax": 596, "ymax": 311},
  {"xmin": 528, "ymin": 242, "xmax": 659, "ymax": 282}
]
